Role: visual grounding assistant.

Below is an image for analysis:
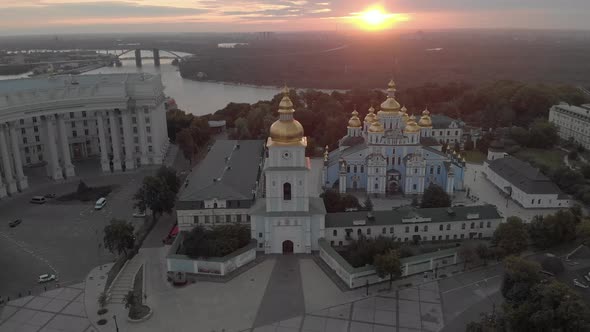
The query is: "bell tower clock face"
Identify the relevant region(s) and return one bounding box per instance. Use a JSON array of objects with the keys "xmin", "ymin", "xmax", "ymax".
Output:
[{"xmin": 282, "ymin": 151, "xmax": 292, "ymax": 160}]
